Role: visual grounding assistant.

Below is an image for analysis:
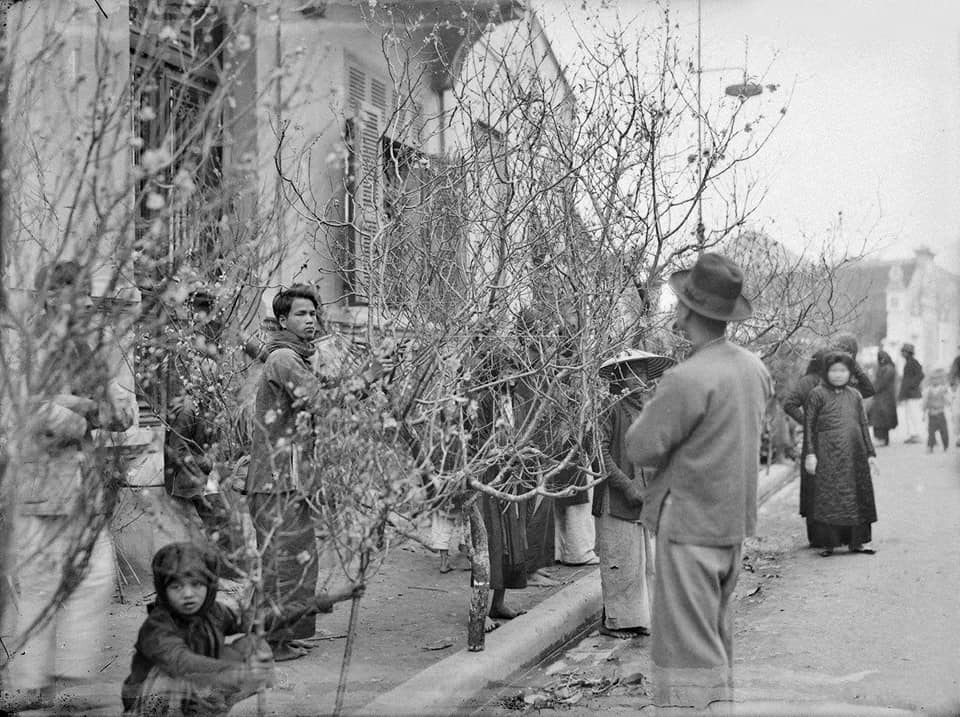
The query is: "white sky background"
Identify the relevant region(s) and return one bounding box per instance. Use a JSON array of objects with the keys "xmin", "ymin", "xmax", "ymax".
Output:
[{"xmin": 531, "ymin": 0, "xmax": 960, "ymax": 272}]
